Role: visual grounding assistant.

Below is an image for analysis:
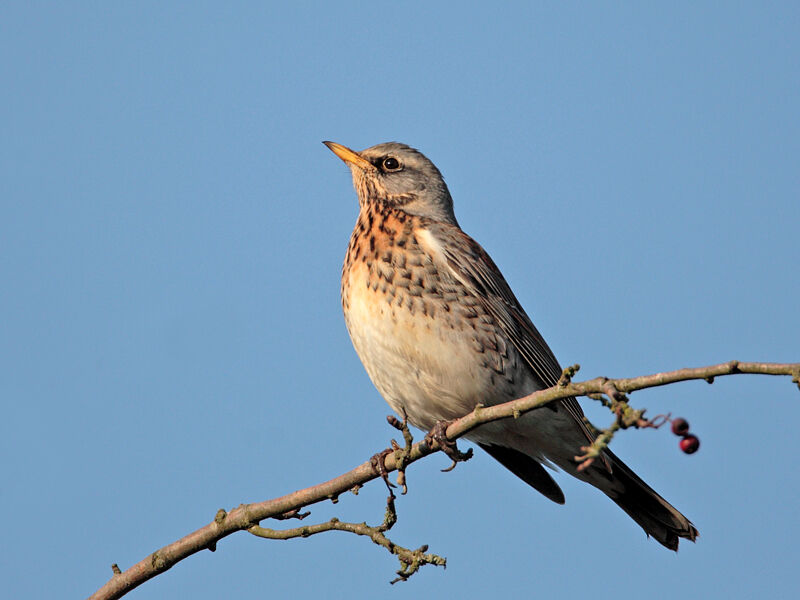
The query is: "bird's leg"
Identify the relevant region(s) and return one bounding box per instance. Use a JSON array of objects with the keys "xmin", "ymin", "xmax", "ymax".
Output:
[{"xmin": 424, "ymin": 420, "xmax": 473, "ymax": 472}]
